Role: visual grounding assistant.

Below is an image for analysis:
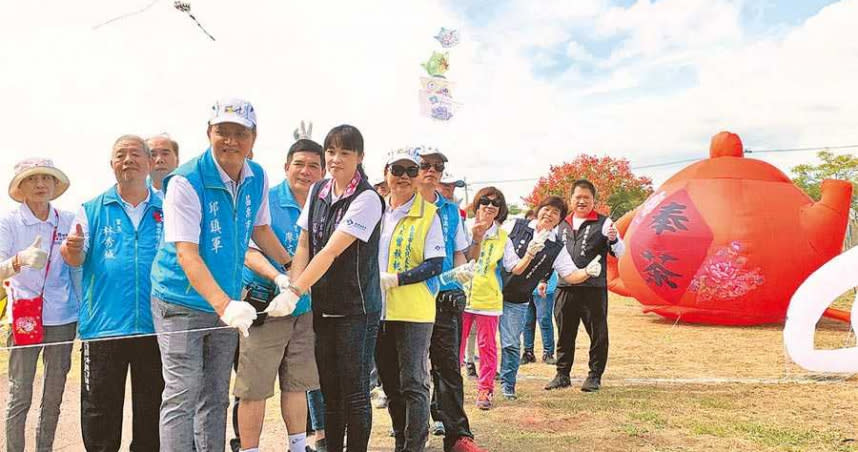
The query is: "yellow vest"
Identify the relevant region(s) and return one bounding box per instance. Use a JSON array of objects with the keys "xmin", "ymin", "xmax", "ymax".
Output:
[
  {"xmin": 385, "ymin": 194, "xmax": 440, "ymax": 323},
  {"xmin": 464, "ymin": 227, "xmax": 508, "ymax": 312}
]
